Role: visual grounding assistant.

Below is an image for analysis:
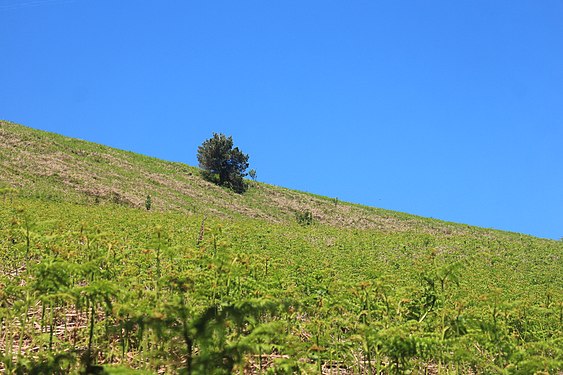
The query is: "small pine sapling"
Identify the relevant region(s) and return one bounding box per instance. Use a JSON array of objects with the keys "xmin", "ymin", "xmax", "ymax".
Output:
[
  {"xmin": 249, "ymin": 169, "xmax": 257, "ymax": 181},
  {"xmin": 145, "ymin": 194, "xmax": 152, "ymax": 211}
]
